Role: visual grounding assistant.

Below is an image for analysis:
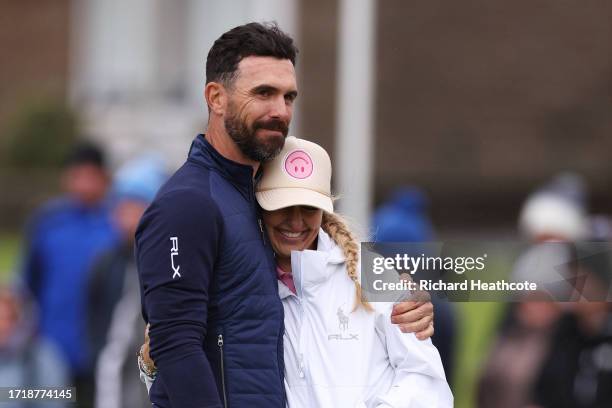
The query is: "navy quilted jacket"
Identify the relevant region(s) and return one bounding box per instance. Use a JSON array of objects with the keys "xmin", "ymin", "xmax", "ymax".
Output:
[{"xmin": 136, "ymin": 134, "xmax": 285, "ymax": 407}]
